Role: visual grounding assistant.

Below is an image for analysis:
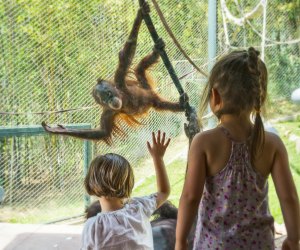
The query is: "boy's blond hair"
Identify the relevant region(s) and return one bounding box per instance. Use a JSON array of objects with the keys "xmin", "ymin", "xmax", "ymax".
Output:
[{"xmin": 85, "ymin": 153, "xmax": 134, "ymax": 198}]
